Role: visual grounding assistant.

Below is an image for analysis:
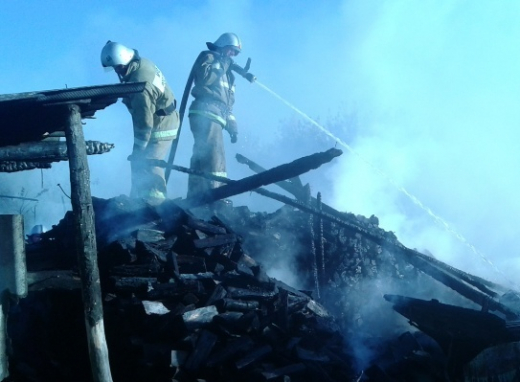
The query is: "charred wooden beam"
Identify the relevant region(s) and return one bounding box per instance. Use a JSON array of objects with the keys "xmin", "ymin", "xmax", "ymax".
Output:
[
  {"xmin": 206, "ymin": 336, "xmax": 253, "ymax": 367},
  {"xmin": 235, "ymin": 344, "xmax": 273, "ymax": 370},
  {"xmin": 184, "ymin": 329, "xmax": 218, "ymax": 372},
  {"xmin": 0, "ymin": 161, "xmax": 52, "ymax": 172},
  {"xmin": 236, "ymin": 152, "xmax": 306, "ymax": 200},
  {"xmin": 149, "ymin": 148, "xmax": 342, "ymax": 208},
  {"xmin": 64, "ymin": 104, "xmax": 113, "ymax": 381},
  {"xmin": 227, "ymin": 286, "xmax": 277, "ymax": 300},
  {"xmin": 218, "ymin": 298, "xmax": 260, "ymax": 312},
  {"xmin": 258, "ymin": 362, "xmax": 306, "ymax": 381},
  {"xmin": 236, "ymin": 152, "xmax": 355, "ymax": 221},
  {"xmin": 384, "ymin": 294, "xmax": 519, "ymax": 367},
  {"xmin": 187, "ymin": 217, "xmax": 227, "ymax": 235},
  {"xmin": 193, "ymin": 233, "xmax": 237, "ymax": 249},
  {"xmin": 240, "ymin": 188, "xmax": 518, "ymax": 317},
  {"xmin": 0, "ymin": 140, "xmax": 114, "ymax": 162},
  {"xmin": 146, "ymin": 279, "xmax": 205, "ymax": 299}
]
